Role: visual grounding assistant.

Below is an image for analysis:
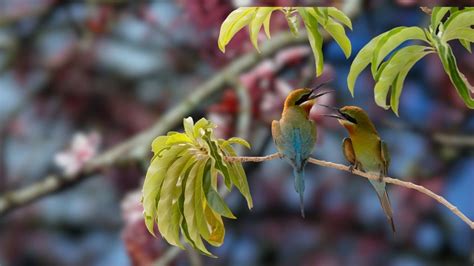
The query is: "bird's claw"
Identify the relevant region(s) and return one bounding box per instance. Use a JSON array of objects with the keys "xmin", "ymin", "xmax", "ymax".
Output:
[
  {"xmin": 349, "ymin": 165, "xmax": 355, "ymax": 173},
  {"xmin": 378, "ymin": 172, "xmax": 384, "ymax": 182}
]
